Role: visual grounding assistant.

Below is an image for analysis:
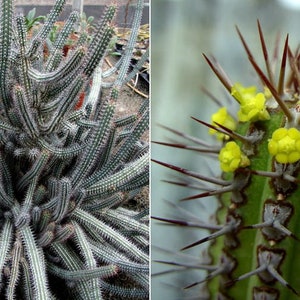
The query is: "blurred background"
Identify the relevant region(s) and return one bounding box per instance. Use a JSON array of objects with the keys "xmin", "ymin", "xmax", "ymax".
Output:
[
  {"xmin": 15, "ymin": 0, "xmax": 149, "ymax": 27},
  {"xmin": 151, "ymin": 0, "xmax": 300, "ymax": 299}
]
